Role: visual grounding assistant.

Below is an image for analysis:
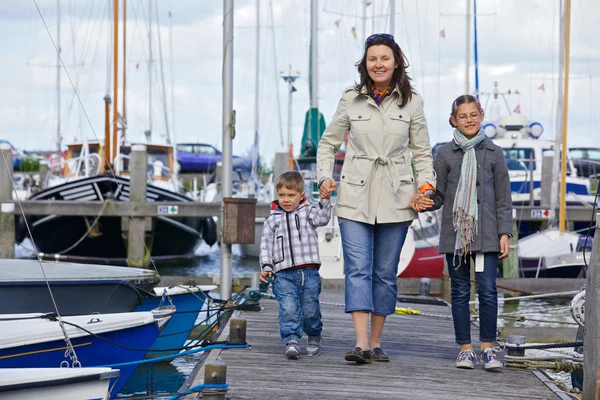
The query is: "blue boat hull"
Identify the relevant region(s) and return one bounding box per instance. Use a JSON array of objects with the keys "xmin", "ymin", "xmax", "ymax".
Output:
[
  {"xmin": 0, "ymin": 323, "xmax": 159, "ymax": 397},
  {"xmin": 136, "ymin": 290, "xmax": 210, "ymax": 358}
]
